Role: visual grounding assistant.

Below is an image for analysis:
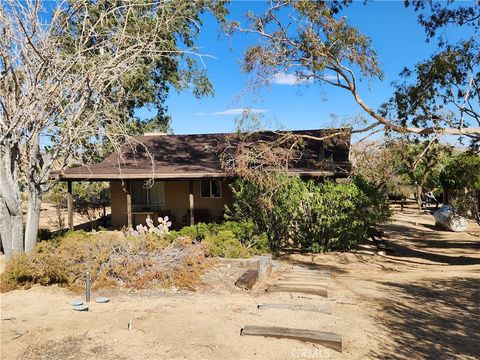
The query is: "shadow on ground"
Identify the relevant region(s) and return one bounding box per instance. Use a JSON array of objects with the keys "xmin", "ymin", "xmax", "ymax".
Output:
[
  {"xmin": 384, "ymin": 221, "xmax": 480, "ymax": 266},
  {"xmin": 277, "ymin": 255, "xmax": 349, "ymax": 275},
  {"xmin": 370, "ymin": 277, "xmax": 480, "ymax": 359}
]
